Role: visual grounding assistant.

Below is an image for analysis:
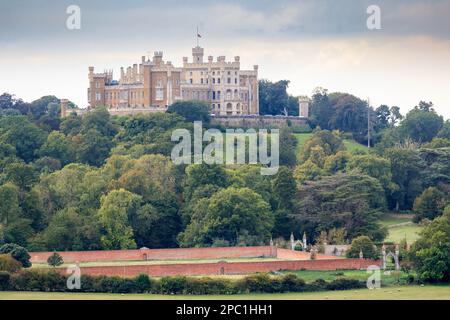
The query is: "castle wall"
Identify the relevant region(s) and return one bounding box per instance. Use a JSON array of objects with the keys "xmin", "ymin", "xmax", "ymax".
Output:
[{"xmin": 211, "ymin": 115, "xmax": 308, "ymax": 128}]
